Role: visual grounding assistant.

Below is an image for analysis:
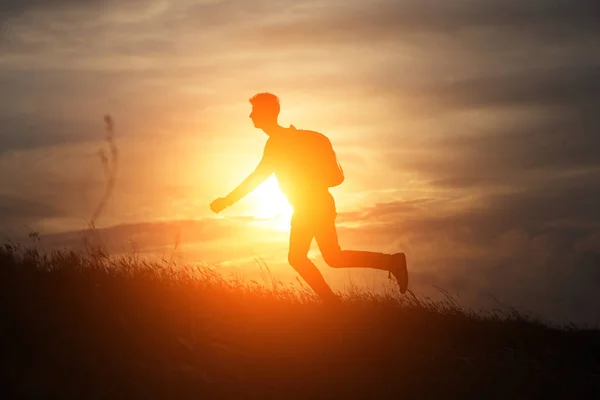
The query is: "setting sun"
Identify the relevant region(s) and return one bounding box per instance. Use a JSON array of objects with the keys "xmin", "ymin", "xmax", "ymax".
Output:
[{"xmin": 246, "ymin": 176, "xmax": 293, "ymax": 230}]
